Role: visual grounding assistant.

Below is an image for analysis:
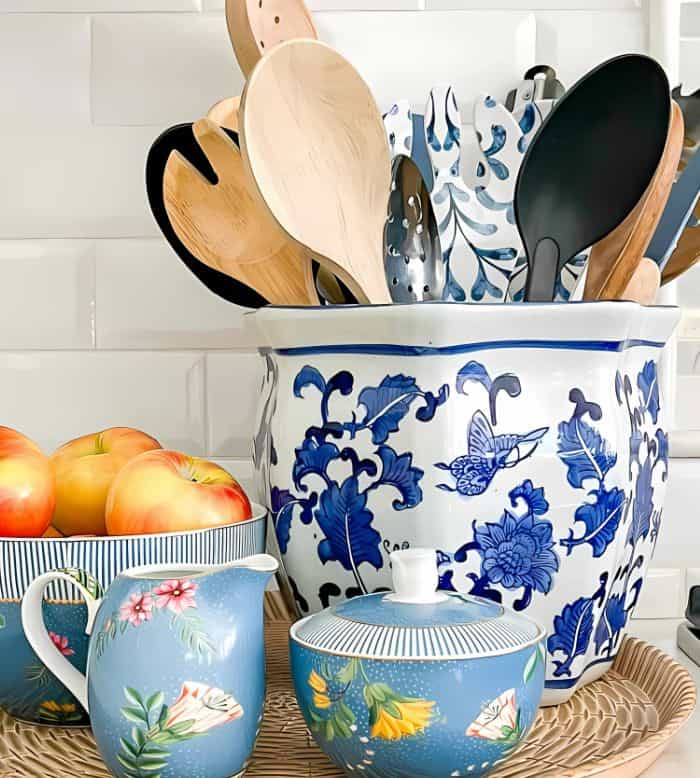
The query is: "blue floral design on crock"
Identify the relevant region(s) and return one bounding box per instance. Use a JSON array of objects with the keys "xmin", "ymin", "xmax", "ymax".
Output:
[
  {"xmin": 556, "ymin": 388, "xmax": 625, "ymax": 558},
  {"xmin": 439, "ymin": 479, "xmax": 560, "ymax": 611},
  {"xmin": 435, "ymin": 361, "xmax": 548, "ymax": 496},
  {"xmin": 548, "ymin": 361, "xmax": 668, "ymax": 676},
  {"xmin": 271, "ymin": 367, "xmax": 449, "ymax": 596}
]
